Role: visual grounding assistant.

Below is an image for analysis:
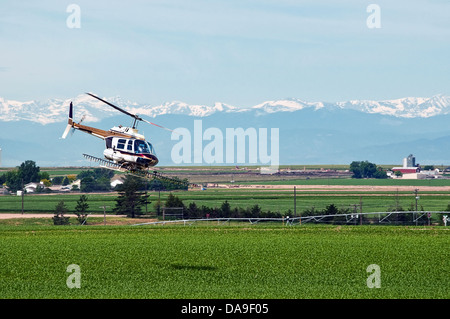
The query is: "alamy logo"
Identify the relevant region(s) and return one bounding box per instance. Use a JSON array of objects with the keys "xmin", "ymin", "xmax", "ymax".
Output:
[
  {"xmin": 366, "ymin": 4, "xmax": 381, "ymax": 29},
  {"xmin": 66, "ymin": 264, "xmax": 81, "ymax": 288},
  {"xmin": 66, "ymin": 4, "xmax": 81, "ymax": 29},
  {"xmin": 171, "ymin": 120, "xmax": 279, "ymax": 172},
  {"xmin": 366, "ymin": 264, "xmax": 381, "ymax": 288}
]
